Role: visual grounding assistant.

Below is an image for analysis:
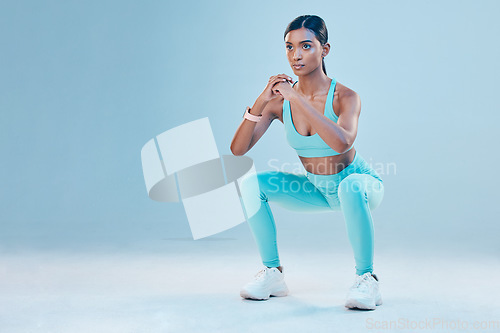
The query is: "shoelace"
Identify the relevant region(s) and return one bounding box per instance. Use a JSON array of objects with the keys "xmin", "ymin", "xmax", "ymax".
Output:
[
  {"xmin": 253, "ymin": 268, "xmax": 268, "ymax": 281},
  {"xmin": 352, "ymin": 273, "xmax": 375, "ymax": 291}
]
